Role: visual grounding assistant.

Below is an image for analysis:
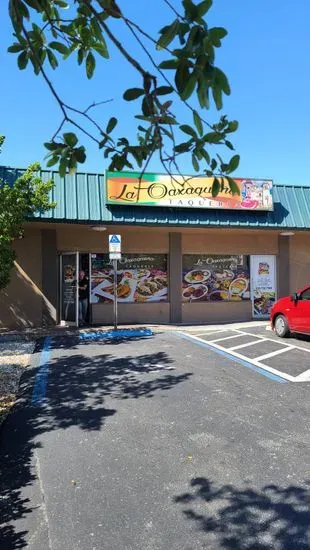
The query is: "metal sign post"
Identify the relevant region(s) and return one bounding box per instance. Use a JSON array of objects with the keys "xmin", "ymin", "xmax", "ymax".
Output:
[
  {"xmin": 109, "ymin": 234, "xmax": 121, "ymax": 331},
  {"xmin": 113, "ymin": 259, "xmax": 118, "ymax": 330}
]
